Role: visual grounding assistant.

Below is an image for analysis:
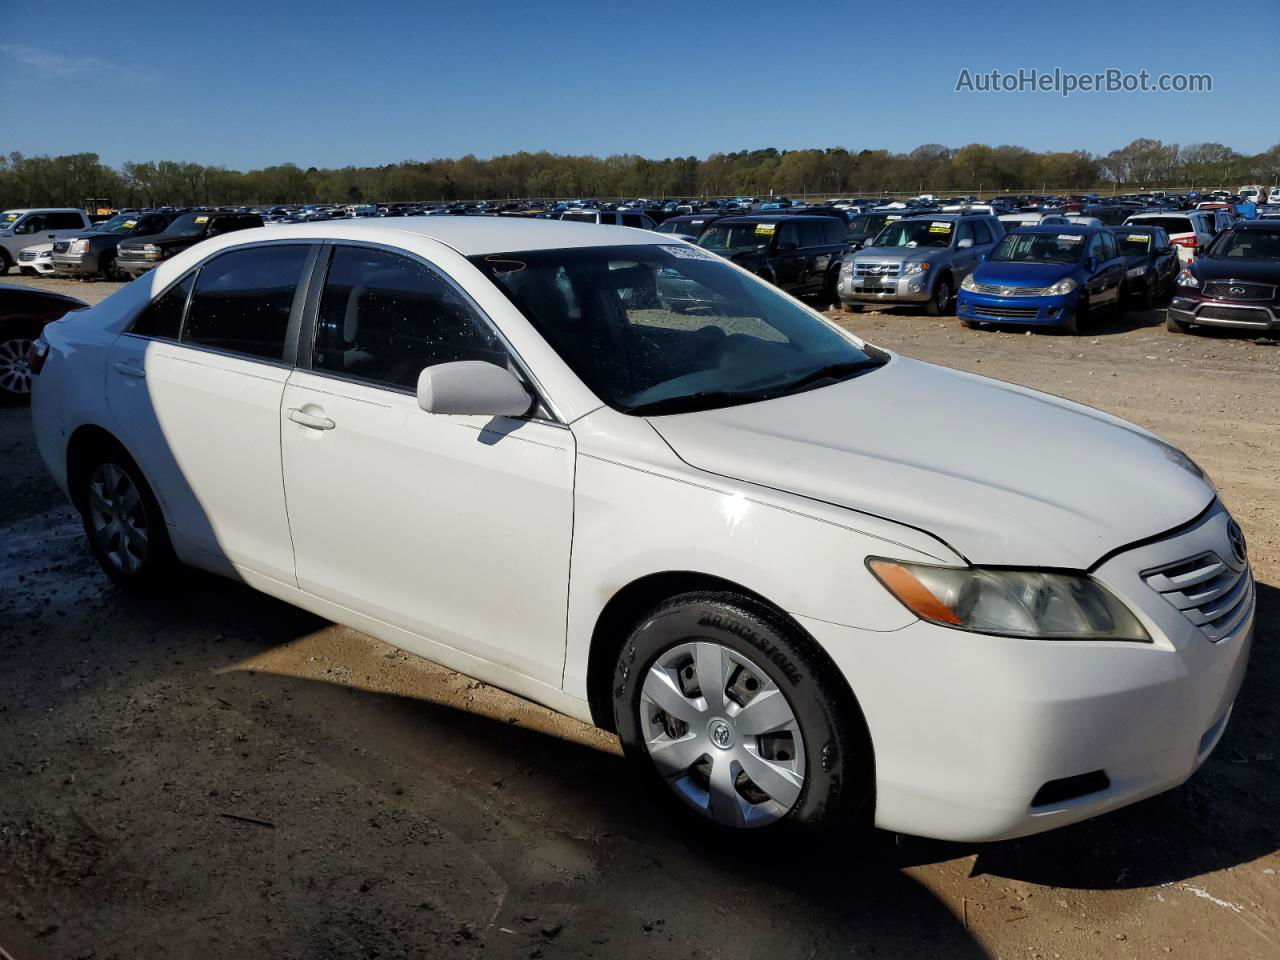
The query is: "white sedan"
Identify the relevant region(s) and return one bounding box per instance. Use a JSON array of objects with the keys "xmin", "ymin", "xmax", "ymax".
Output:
[{"xmin": 29, "ymin": 218, "xmax": 1252, "ymax": 840}]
